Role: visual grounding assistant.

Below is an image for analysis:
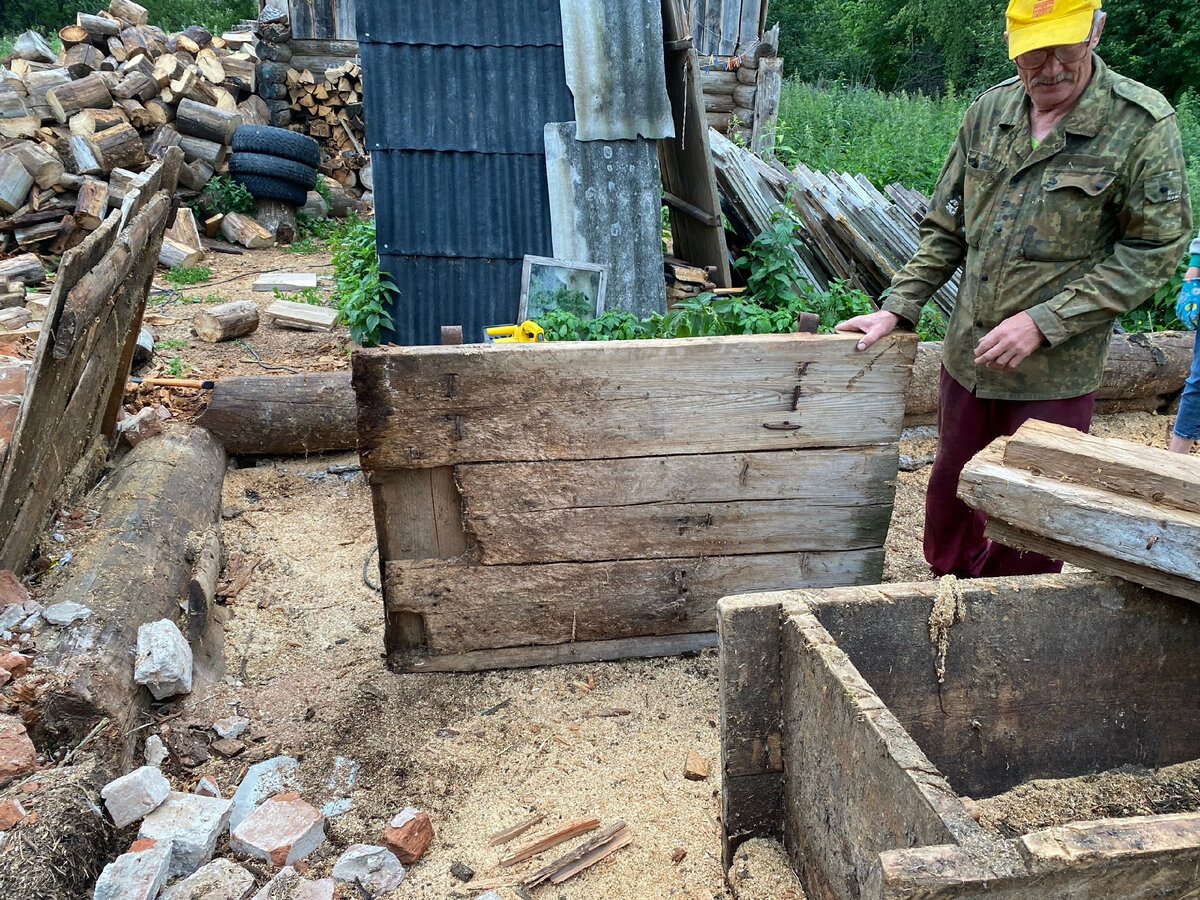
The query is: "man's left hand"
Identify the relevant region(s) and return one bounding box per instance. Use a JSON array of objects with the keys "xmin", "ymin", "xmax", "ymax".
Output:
[{"xmin": 973, "ymin": 312, "xmax": 1045, "ymax": 370}]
